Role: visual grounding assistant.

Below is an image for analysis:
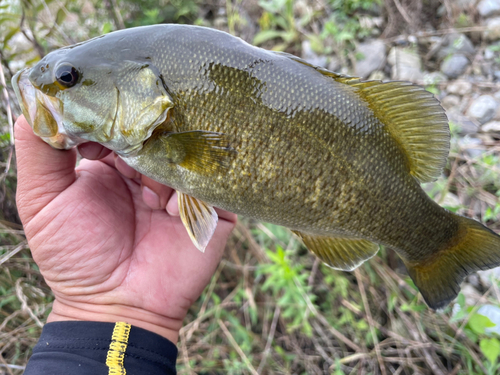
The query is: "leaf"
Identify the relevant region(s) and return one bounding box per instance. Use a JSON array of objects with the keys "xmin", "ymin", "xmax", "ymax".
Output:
[
  {"xmin": 253, "ymin": 29, "xmax": 286, "ymax": 45},
  {"xmin": 102, "ymin": 21, "xmax": 113, "ymax": 34},
  {"xmin": 480, "ymin": 338, "xmax": 500, "ymax": 365},
  {"xmin": 55, "ymin": 7, "xmax": 66, "ymax": 25},
  {"xmin": 1, "ymin": 26, "xmax": 20, "ymax": 46},
  {"xmin": 468, "ymin": 313, "xmax": 496, "ymax": 335}
]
